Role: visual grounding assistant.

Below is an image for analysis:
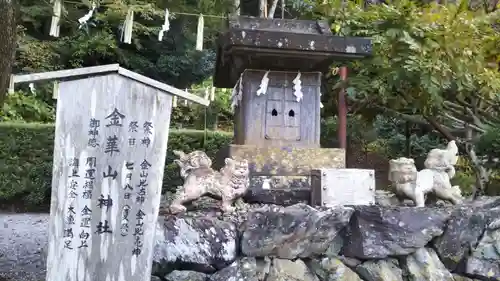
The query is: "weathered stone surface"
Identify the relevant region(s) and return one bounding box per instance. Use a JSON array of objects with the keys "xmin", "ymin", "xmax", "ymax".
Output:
[
  {"xmin": 432, "ymin": 198, "xmax": 500, "ymax": 272},
  {"xmin": 403, "ymin": 248, "xmax": 454, "ymax": 281},
  {"xmin": 452, "ymin": 274, "xmax": 481, "ymax": 281},
  {"xmin": 355, "ymin": 259, "xmax": 403, "ymax": 281},
  {"xmin": 374, "ymin": 190, "xmax": 401, "ymax": 206},
  {"xmin": 337, "ymin": 256, "xmax": 362, "ymax": 268},
  {"xmin": 241, "ymin": 203, "xmax": 353, "ymax": 258},
  {"xmin": 209, "ymin": 257, "xmax": 261, "ymax": 281},
  {"xmin": 224, "ymin": 145, "xmax": 345, "ymax": 175},
  {"xmin": 466, "ymin": 218, "xmax": 500, "ymax": 280},
  {"xmin": 150, "ymin": 276, "xmax": 162, "ymax": 281},
  {"xmin": 343, "ymin": 205, "xmax": 450, "ymax": 259},
  {"xmin": 267, "ymin": 258, "xmax": 320, "ymax": 281},
  {"xmin": 153, "ymin": 216, "xmax": 237, "ymax": 273},
  {"xmin": 0, "ymin": 214, "xmax": 48, "ymax": 281},
  {"xmin": 309, "ymin": 257, "xmax": 361, "ymax": 281},
  {"xmin": 164, "ymin": 270, "xmax": 208, "ymax": 281},
  {"xmin": 244, "ymin": 188, "xmax": 310, "ymax": 206}
]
